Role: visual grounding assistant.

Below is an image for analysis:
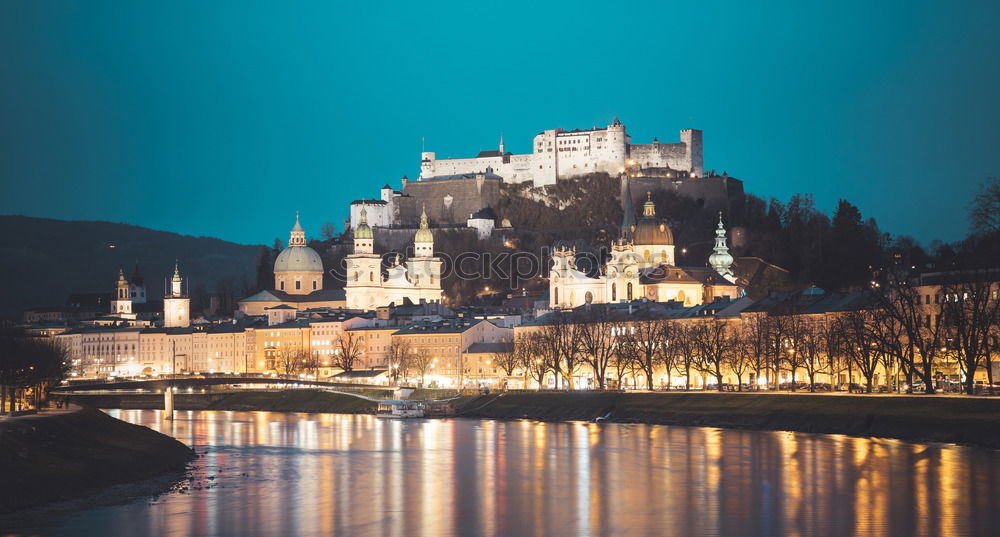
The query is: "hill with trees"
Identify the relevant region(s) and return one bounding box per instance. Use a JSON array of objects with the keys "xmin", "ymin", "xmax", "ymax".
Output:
[{"xmin": 0, "ymin": 215, "xmax": 259, "ymax": 319}]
